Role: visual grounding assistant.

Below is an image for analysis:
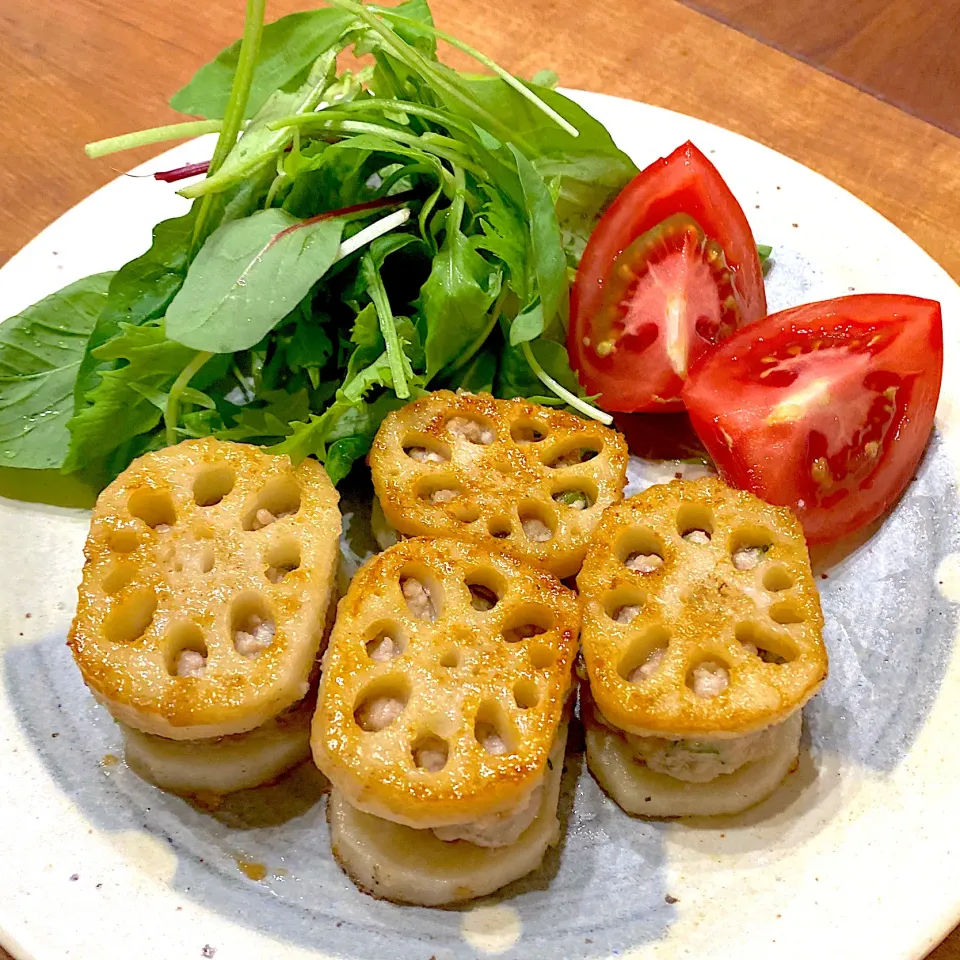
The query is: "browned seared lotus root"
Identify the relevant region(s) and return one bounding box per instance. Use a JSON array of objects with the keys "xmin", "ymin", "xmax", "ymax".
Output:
[
  {"xmin": 68, "ymin": 438, "xmax": 340, "ymax": 740},
  {"xmin": 312, "ymin": 537, "xmax": 579, "ymax": 829},
  {"xmin": 578, "ymin": 477, "xmax": 827, "ymax": 740},
  {"xmin": 369, "ymin": 391, "xmax": 628, "ymax": 577}
]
